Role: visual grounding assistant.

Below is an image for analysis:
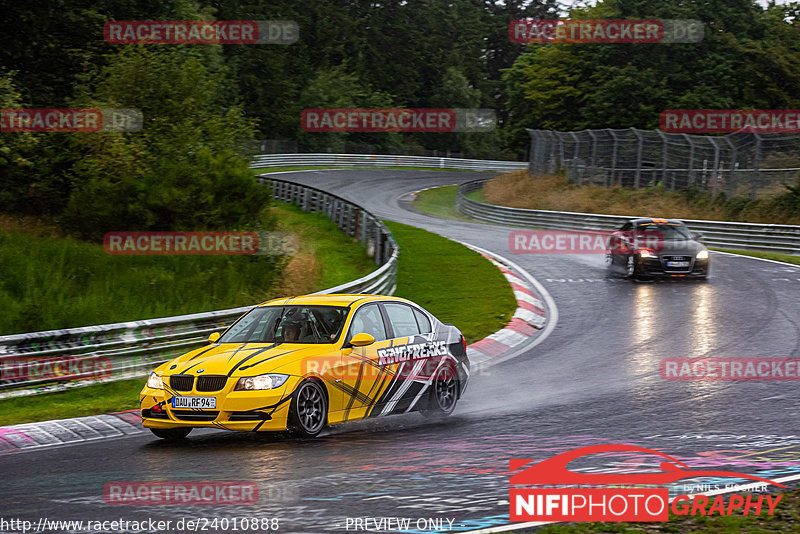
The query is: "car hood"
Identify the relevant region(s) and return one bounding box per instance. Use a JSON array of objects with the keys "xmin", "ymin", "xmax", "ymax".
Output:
[{"xmin": 164, "ymin": 342, "xmax": 333, "ymax": 378}]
